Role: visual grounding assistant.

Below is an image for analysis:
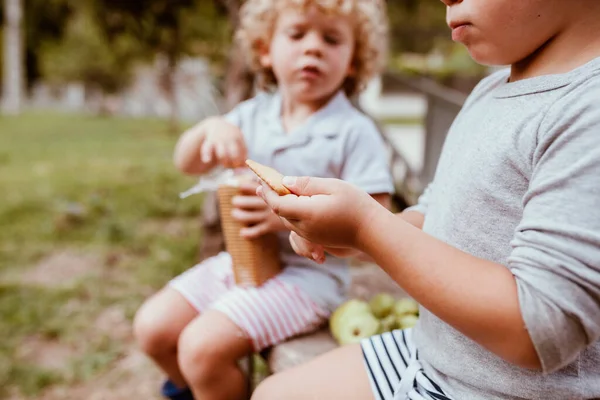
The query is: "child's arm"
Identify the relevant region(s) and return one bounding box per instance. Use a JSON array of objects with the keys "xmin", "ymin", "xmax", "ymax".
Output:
[
  {"xmin": 359, "ymin": 204, "xmax": 540, "ymax": 368},
  {"xmin": 328, "ymin": 209, "xmax": 424, "ymax": 260},
  {"xmin": 260, "ymin": 95, "xmax": 600, "ymax": 373},
  {"xmin": 174, "ymin": 116, "xmax": 247, "ymax": 175},
  {"xmin": 261, "ymin": 177, "xmax": 540, "ymax": 369}
]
